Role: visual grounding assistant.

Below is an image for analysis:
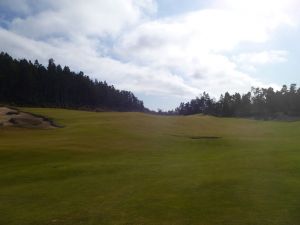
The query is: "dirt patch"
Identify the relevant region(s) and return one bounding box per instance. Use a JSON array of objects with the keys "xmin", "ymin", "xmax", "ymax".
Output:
[
  {"xmin": 171, "ymin": 134, "xmax": 221, "ymax": 140},
  {"xmin": 189, "ymin": 136, "xmax": 221, "ymax": 140},
  {"xmin": 6, "ymin": 111, "xmax": 19, "ymax": 115},
  {"xmin": 0, "ymin": 107, "xmax": 60, "ymax": 129}
]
